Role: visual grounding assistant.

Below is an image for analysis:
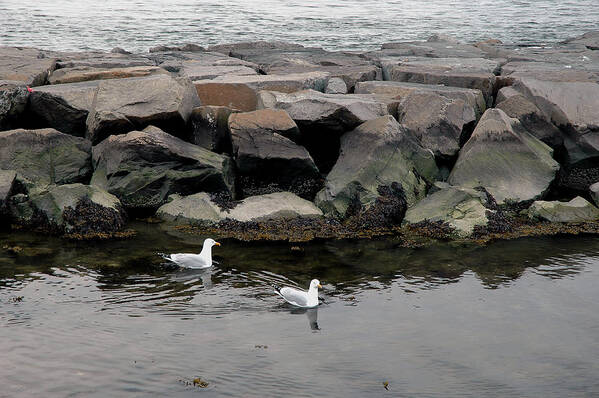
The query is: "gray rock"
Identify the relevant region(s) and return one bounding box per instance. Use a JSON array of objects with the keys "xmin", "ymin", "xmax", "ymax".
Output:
[
  {"xmin": 563, "ymin": 30, "xmax": 599, "ymax": 50},
  {"xmin": 111, "ymin": 47, "xmax": 131, "ymax": 55},
  {"xmin": 526, "ymin": 196, "xmax": 599, "ymax": 222},
  {"xmin": 229, "ymin": 109, "xmax": 320, "ymax": 199},
  {"xmin": 0, "ymin": 86, "xmax": 29, "ymax": 130},
  {"xmin": 404, "ymin": 185, "xmax": 492, "ymax": 237},
  {"xmin": 448, "ymin": 109, "xmax": 559, "ymax": 204},
  {"xmin": 396, "ymin": 91, "xmax": 477, "ymax": 159},
  {"xmin": 156, "ymin": 191, "xmax": 322, "ymax": 224},
  {"xmin": 0, "ymin": 46, "xmax": 57, "ymax": 86},
  {"xmin": 495, "ymin": 86, "xmax": 521, "ymax": 103},
  {"xmin": 26, "ymin": 81, "xmax": 99, "ymax": 137},
  {"xmin": 54, "ymin": 51, "xmax": 155, "ymax": 69},
  {"xmin": 378, "ymin": 36, "xmax": 485, "ymax": 59},
  {"xmin": 48, "ymin": 65, "xmax": 168, "ymax": 85},
  {"xmin": 193, "ymin": 72, "xmax": 330, "ymax": 112},
  {"xmin": 8, "ymin": 183, "xmax": 127, "ymax": 237},
  {"xmin": 325, "ymin": 77, "xmax": 348, "ymax": 94},
  {"xmin": 315, "ymin": 115, "xmax": 438, "ymax": 217},
  {"xmin": 91, "ymin": 126, "xmax": 234, "ymax": 212},
  {"xmin": 189, "ymin": 106, "xmax": 238, "ymax": 154},
  {"xmin": 208, "ymin": 41, "xmax": 305, "ymax": 55},
  {"xmin": 0, "ymin": 170, "xmax": 17, "ymax": 213},
  {"xmin": 590, "ymin": 182, "xmax": 599, "ymax": 207},
  {"xmin": 86, "ymin": 75, "xmax": 200, "ymax": 144},
  {"xmin": 0, "ymin": 128, "xmax": 92, "ymax": 189}
]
